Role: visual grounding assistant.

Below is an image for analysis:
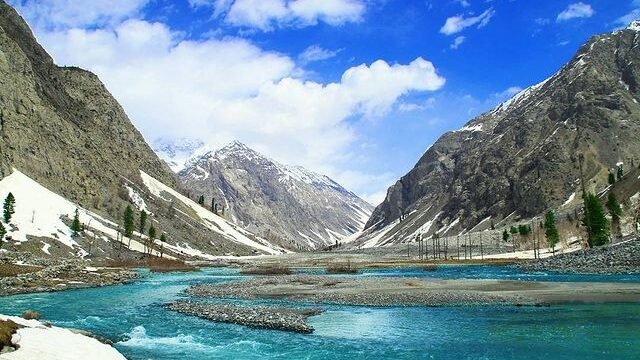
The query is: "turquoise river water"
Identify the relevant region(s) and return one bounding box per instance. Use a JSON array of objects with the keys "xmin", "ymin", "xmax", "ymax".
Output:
[{"xmin": 0, "ymin": 266, "xmax": 639, "ymax": 360}]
